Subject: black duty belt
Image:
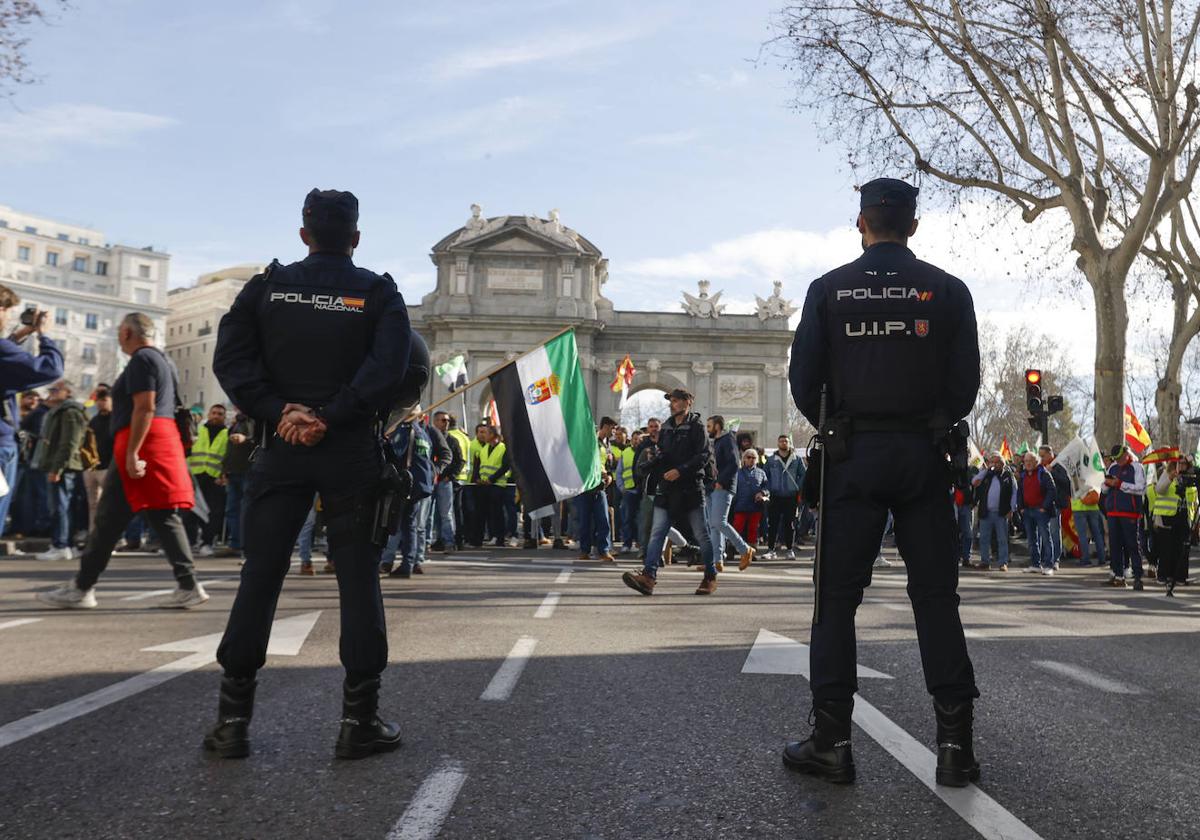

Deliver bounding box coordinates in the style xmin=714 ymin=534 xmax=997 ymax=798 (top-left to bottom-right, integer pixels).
xmin=849 ymin=417 xmax=934 ymax=434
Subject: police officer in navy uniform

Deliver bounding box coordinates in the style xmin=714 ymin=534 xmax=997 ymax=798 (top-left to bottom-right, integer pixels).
xmin=785 ymin=178 xmax=981 ymax=786
xmin=204 ymin=189 xmax=412 ymax=760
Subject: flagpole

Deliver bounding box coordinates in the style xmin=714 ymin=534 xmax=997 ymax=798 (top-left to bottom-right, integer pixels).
xmin=423 ymin=324 xmax=579 ymax=416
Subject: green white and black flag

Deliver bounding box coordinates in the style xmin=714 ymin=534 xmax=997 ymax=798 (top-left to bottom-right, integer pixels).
xmin=488 ymin=330 xmax=602 ymax=512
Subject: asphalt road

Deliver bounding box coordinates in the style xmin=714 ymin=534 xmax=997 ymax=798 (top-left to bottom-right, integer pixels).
xmin=1 ymin=543 xmax=1198 ymax=840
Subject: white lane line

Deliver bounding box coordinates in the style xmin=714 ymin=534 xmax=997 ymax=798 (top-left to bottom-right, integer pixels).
xmin=0 ymin=617 xmax=42 ymax=631
xmin=554 ymin=569 xmax=573 ymax=584
xmin=851 ymin=697 xmax=1044 ymax=840
xmin=1032 ymin=660 xmax=1143 ymax=694
xmin=534 ymin=593 xmax=561 ymax=619
xmin=0 ymin=651 xmax=213 ymax=749
xmin=386 ymin=759 xmax=468 ymax=840
xmin=120 ymin=576 xmax=236 ymax=601
xmin=480 ymin=636 xmax=537 ymax=702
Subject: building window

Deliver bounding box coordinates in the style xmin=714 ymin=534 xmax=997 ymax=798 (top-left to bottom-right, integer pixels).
xmin=23 ymin=225 xmax=36 ymax=234
xmin=138 ymin=264 xmax=151 ymax=279
xmin=0 ymin=220 xmax=7 ymax=227
xmin=72 ymin=256 xmax=88 ymax=272
xmin=46 ymin=251 xmax=58 ymax=267
xmin=81 ymin=344 xmax=96 ymax=362
xmin=17 ymin=245 xmax=30 ymax=262
xmin=55 ymin=308 xmax=68 ymax=326
xmin=184 ymin=369 xmax=189 ymax=383
xmin=186 ymin=346 xmax=190 ymax=357
xmin=135 ymin=288 xmax=151 ymax=305
xmin=56 ymin=233 xmax=69 ymax=241
xmin=96 ymin=260 xmax=108 ymax=276
xmin=85 ymin=313 xmax=98 ymax=330
xmin=77 ymin=237 xmax=89 ymax=245
xmin=200 ymin=365 xmax=205 ymax=380
xmin=81 ymin=373 xmax=94 ymax=389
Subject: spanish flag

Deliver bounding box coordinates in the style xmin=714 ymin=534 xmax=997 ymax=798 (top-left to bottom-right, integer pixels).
xmin=1123 ymin=405 xmax=1152 ymax=454
xmin=999 ymin=436 xmax=1013 ymax=462
xmin=609 ymin=354 xmax=636 ymax=408
xmin=1141 ymin=446 xmax=1181 ymax=465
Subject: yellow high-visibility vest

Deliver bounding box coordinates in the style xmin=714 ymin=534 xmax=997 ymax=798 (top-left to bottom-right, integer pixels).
xmin=615 ymin=444 xmax=635 ymax=490
xmin=448 ymin=428 xmax=472 ymax=483
xmin=1152 ymin=480 xmax=1182 ymax=518
xmin=478 ymin=442 xmax=508 ymax=488
xmin=188 ymin=425 xmax=228 ymax=478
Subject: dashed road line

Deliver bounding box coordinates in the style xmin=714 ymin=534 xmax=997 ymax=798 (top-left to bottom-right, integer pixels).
xmin=534 ymin=593 xmax=561 ymax=619
xmin=385 ymin=759 xmax=467 ymax=840
xmin=480 ymin=636 xmax=537 ymax=702
xmin=1032 ymin=660 xmax=1143 ymax=694
xmin=0 ymin=617 xmax=42 ymax=631
xmin=554 ymin=569 xmax=573 ymax=584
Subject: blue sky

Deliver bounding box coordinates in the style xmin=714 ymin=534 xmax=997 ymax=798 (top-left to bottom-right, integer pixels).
xmin=2 ymin=0 xmax=1104 ymax=371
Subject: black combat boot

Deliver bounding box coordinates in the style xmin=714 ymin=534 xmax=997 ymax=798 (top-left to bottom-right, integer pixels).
xmin=334 ymin=676 xmax=403 ymax=760
xmin=934 ymin=698 xmax=981 ymax=787
xmin=782 ymin=699 xmax=855 ymax=784
xmin=202 ymin=675 xmax=256 ymax=759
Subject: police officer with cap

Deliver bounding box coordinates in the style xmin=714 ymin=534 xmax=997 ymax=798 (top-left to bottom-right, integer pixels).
xmin=784 ymin=178 xmax=981 ymax=786
xmin=204 ymin=188 xmax=412 ymax=760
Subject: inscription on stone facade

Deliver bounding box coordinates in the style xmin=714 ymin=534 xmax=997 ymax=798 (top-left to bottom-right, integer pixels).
xmin=487 ymin=267 xmax=544 ymax=292
xmin=717 ymin=374 xmax=759 ymax=408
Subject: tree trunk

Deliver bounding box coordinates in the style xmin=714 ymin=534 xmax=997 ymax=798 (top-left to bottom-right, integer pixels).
xmin=1091 ymin=276 xmax=1128 ymax=451
xmin=1155 ymin=306 xmax=1200 ymax=447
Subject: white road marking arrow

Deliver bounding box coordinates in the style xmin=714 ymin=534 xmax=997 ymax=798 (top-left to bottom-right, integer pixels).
xmin=741 ymin=629 xmax=893 ymax=679
xmin=0 ymin=610 xmax=322 ymax=750
xmin=742 ymin=627 xmax=1044 ymax=840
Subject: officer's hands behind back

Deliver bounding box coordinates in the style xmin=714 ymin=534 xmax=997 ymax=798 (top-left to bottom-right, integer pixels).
xmin=277 ymin=403 xmax=327 ymax=447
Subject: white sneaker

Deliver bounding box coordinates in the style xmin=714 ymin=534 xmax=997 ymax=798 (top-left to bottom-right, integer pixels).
xmin=783 ymin=549 xmax=797 ymax=561
xmin=37 ymin=581 xmax=97 ymax=609
xmin=761 ymin=550 xmax=776 ymax=560
xmin=34 ymin=546 xmax=74 ymax=561
xmin=197 ymin=545 xmax=215 ymax=558
xmin=1041 ymin=567 xmax=1055 ymax=576
xmin=1124 ymin=567 xmax=1134 ymax=580
xmin=1025 ymin=565 xmax=1041 ymax=573
xmin=159 ymin=582 xmax=209 ymax=609
xmin=874 ymin=555 xmax=893 ymax=568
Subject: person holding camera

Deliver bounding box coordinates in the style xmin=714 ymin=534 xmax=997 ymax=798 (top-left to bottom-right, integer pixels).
xmin=0 ymin=287 xmax=64 ymax=538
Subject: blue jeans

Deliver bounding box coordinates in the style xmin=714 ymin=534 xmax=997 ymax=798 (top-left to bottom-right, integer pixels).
xmin=1073 ymin=509 xmax=1106 ymax=565
xmin=644 ymin=503 xmax=713 ymax=577
xmin=1021 ymin=508 xmax=1053 ymax=568
xmin=619 ymin=490 xmax=641 ymax=549
xmin=1047 ymin=511 xmax=1062 ymax=563
xmin=955 ymin=503 xmax=973 ymax=563
xmin=0 ymin=443 xmax=18 ymax=535
xmin=298 ymin=499 xmax=318 ymax=564
xmin=405 ymin=496 xmax=432 ymax=568
xmin=977 ymin=511 xmax=1010 ymax=568
xmin=224 ymin=474 xmax=246 ymax=550
xmin=1108 ymin=516 xmax=1143 ymax=579
xmin=49 ymin=470 xmax=80 ymax=548
xmin=708 ymin=488 xmax=749 ymax=557
xmin=432 ymin=480 xmax=455 ymax=545
xmin=574 ymin=490 xmax=612 ymax=555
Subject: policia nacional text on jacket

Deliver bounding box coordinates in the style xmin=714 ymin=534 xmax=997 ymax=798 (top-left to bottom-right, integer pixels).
xmin=204 ymin=189 xmax=412 ymax=760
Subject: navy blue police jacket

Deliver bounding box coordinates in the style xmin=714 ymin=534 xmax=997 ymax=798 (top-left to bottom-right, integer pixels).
xmin=789 ymin=242 xmax=979 ymax=430
xmin=213 ymin=252 xmax=411 ymax=431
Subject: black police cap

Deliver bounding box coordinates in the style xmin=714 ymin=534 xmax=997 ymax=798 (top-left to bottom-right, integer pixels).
xmin=303 ymin=188 xmax=359 ymax=231
xmin=859 ymin=178 xmax=919 ymax=211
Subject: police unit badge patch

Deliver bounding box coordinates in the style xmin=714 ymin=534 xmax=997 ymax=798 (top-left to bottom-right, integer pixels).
xmin=915 ymin=319 xmax=930 ymax=337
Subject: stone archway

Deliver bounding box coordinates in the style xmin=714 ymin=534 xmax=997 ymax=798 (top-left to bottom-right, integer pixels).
xmin=410 ymin=207 xmax=797 ymax=445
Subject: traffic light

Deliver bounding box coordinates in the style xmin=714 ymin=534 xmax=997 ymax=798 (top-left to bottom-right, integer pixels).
xmin=1025 ymin=369 xmax=1043 ymax=414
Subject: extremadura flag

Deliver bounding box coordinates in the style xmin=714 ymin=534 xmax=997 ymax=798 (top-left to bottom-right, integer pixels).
xmin=488 ymin=330 xmax=602 ymax=512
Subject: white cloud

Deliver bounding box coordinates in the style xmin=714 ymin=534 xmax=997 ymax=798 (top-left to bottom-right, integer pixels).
xmin=378 ymin=96 xmax=565 ymax=158
xmin=629 ymin=129 xmax=700 ymax=147
xmin=0 ymin=104 xmax=175 ymax=160
xmin=695 ymin=69 xmax=750 ymax=91
xmin=430 ymin=21 xmax=659 ymax=80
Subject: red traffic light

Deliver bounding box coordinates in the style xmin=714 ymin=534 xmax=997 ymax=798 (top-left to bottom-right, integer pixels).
xmin=1025 ymin=369 xmax=1041 ymax=385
